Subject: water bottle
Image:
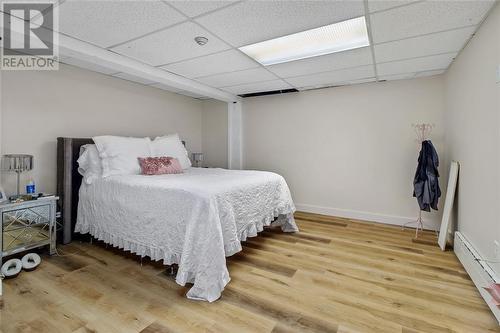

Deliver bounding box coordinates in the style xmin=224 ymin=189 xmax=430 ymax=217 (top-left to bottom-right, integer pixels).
xmin=26 ymin=179 xmax=35 ymax=195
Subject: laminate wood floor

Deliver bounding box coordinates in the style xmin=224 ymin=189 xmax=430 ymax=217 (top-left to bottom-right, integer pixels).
xmin=1 ymin=212 xmax=498 ymax=333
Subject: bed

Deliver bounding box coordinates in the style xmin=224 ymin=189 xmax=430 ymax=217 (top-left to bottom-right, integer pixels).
xmin=56 ymin=137 xmax=298 ymax=302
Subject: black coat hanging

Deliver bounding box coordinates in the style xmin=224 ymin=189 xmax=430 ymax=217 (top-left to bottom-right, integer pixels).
xmin=413 ymin=140 xmax=441 ymax=212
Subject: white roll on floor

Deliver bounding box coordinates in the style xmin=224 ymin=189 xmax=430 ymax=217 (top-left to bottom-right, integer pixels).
xmin=21 ymin=253 xmax=41 ymax=271
xmin=1 ymin=258 xmax=22 ymax=278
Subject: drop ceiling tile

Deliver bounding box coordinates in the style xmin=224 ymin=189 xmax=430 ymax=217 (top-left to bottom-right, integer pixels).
xmin=112 ymin=73 xmax=155 ymax=85
xmin=377 ymin=53 xmax=456 ymax=76
xmin=286 ymin=65 xmax=375 ymax=88
xmin=112 ymin=22 xmax=231 ymax=66
xmin=60 ymin=57 xmax=117 ymax=75
xmin=370 ymin=0 xmax=495 ymax=43
xmin=222 ymin=79 xmax=292 ymax=95
xmin=167 ymin=1 xmax=238 ymax=18
xmin=368 ymin=0 xmax=419 ymax=13
xmin=161 ymin=49 xmax=259 ymax=79
xmin=267 ymin=47 xmax=373 ymax=78
xmin=59 ymin=1 xmax=185 ymax=48
xmin=196 ymin=0 xmax=364 ymax=47
xmin=197 ymin=68 xmax=277 ymax=87
xmin=374 ymin=26 xmax=476 ymax=63
xmin=380 ymin=71 xmax=447 ymax=83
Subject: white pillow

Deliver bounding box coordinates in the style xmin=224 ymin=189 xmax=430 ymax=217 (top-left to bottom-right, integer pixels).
xmin=77 ymin=144 xmax=103 ymax=184
xmin=151 ymin=134 xmax=191 ymax=169
xmin=93 ymin=136 xmax=151 ymax=177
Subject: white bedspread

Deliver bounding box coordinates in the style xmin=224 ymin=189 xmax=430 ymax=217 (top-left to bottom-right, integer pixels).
xmin=75 ymin=167 xmax=297 ymax=301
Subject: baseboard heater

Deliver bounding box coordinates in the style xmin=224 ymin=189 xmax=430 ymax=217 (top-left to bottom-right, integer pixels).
xmin=454 ymin=232 xmax=500 ymax=323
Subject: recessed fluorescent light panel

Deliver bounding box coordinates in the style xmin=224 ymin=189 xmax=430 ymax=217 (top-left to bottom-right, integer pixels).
xmin=239 ymin=16 xmax=370 ymax=66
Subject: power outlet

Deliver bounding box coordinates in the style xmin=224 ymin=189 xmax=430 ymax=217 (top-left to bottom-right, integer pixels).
xmin=495 ymin=240 xmax=500 ymax=259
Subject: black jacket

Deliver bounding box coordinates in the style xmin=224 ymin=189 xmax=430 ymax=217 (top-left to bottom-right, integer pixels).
xmin=413 ymin=140 xmax=441 ymax=212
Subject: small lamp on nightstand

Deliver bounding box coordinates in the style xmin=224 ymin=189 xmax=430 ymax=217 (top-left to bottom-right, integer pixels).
xmin=1 ymin=154 xmax=33 ymax=199
xmin=191 ymin=153 xmax=204 ymax=167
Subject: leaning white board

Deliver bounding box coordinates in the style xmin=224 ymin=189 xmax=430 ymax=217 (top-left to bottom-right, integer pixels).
xmin=438 ymin=161 xmax=460 ymax=251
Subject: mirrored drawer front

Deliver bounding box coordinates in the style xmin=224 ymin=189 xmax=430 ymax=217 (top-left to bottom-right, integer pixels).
xmin=2 ymin=204 xmax=51 ymax=252
xmin=3 ymin=224 xmax=50 ymax=253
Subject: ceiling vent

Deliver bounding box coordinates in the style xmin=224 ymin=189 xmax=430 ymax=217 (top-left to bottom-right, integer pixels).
xmin=239 ymin=88 xmax=298 ymax=98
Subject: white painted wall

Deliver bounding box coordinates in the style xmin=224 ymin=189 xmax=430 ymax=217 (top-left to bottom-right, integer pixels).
xmin=1 ymin=63 xmax=203 ymax=195
xmin=201 ymin=99 xmax=228 ymax=168
xmin=243 ymin=76 xmax=446 ymax=228
xmin=444 ymin=3 xmax=500 ymax=273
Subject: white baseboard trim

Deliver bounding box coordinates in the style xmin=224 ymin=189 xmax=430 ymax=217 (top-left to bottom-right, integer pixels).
xmin=295 ymin=203 xmax=439 ymax=230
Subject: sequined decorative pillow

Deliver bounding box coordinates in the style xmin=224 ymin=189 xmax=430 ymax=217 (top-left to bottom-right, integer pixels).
xmin=138 ymin=157 xmax=183 ymax=175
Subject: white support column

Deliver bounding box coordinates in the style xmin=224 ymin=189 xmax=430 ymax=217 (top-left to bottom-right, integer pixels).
xmin=227 ymin=100 xmax=243 ymax=170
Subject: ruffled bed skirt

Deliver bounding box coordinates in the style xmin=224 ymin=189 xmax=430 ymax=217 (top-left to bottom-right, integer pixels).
xmin=224 ymin=205 xmax=297 ymax=256
xmin=76 ymin=205 xmax=297 ymax=302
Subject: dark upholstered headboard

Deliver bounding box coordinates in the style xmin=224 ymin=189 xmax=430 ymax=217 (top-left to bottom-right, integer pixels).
xmin=56 ymin=137 xmax=187 ymax=244
xmin=57 ymin=137 xmax=94 ymax=244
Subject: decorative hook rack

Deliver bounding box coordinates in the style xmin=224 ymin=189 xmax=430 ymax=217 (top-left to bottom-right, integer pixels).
xmin=412 ymin=123 xmax=435 ymax=143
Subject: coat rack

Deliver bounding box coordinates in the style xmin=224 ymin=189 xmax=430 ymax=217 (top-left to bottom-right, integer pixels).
xmin=403 ymin=123 xmax=437 ymax=238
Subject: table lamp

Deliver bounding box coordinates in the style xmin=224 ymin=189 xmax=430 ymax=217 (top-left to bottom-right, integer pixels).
xmin=1 ymin=154 xmax=34 ymax=198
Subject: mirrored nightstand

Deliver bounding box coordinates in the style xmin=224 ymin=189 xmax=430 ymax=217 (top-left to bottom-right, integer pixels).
xmin=0 ymin=197 xmax=58 ymax=268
